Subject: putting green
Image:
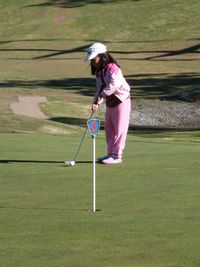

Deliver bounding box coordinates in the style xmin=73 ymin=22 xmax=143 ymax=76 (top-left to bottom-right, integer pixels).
xmin=0 ymin=133 xmax=200 ymax=266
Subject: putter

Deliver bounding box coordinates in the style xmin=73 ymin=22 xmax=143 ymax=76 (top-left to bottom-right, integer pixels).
xmin=65 ymin=110 xmax=94 ymax=167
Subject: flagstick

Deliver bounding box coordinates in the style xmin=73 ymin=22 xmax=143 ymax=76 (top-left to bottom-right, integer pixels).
xmin=92 ymin=135 xmax=96 ymax=213
xmin=87 ymin=118 xmax=100 ymax=213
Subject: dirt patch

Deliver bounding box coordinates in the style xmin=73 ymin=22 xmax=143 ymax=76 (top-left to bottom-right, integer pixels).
xmin=10 ymin=96 xmax=48 ymax=119
xmin=53 ymin=11 xmax=69 ymax=23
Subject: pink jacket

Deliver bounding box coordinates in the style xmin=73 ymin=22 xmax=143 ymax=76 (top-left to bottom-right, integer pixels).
xmin=94 ymin=63 xmax=130 ymax=104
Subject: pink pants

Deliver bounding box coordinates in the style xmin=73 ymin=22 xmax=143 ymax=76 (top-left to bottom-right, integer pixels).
xmin=105 ymin=97 xmax=131 ymax=159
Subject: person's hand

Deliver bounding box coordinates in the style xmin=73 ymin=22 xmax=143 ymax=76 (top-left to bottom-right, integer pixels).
xmin=92 ymin=104 xmax=98 ymax=112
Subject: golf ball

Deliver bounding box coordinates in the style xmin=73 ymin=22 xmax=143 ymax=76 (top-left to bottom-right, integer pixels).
xmin=64 ymin=161 xmax=75 ymax=166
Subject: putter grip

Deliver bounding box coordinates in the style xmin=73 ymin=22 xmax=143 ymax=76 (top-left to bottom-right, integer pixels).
xmin=94 ymin=82 xmax=104 ymax=105
xmin=93 ymin=71 xmax=105 ymax=105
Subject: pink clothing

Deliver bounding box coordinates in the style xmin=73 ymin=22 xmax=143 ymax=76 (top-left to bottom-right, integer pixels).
xmin=94 ymin=63 xmax=130 ymax=104
xmin=94 ymin=63 xmax=131 ymax=159
xmin=105 ymin=97 xmax=131 ymax=158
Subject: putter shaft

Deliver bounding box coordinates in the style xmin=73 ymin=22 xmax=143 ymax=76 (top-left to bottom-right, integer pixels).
xmin=73 ymin=111 xmax=94 ymax=162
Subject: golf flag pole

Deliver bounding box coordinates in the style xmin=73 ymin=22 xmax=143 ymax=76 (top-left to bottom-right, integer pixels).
xmin=92 ymin=135 xmax=96 ymax=212
xmin=87 ymin=118 xmax=100 ymax=213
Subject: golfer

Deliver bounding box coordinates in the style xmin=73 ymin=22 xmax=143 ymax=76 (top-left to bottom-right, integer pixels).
xmin=85 ymin=43 xmax=131 ymax=164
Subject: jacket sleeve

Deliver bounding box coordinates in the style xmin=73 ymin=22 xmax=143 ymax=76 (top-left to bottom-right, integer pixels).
xmin=93 ymin=74 xmax=104 ymax=104
xmin=102 ymin=65 xmax=123 ymax=97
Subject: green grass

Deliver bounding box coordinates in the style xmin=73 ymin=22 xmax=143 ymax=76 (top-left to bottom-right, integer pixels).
xmin=0 ymin=133 xmax=200 ymax=267
xmin=0 ymin=0 xmax=200 ymax=266
xmin=0 ymin=0 xmax=200 ymax=108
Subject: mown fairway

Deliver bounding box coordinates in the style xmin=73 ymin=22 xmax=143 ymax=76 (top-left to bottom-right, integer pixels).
xmin=0 ymin=0 xmax=200 ymax=266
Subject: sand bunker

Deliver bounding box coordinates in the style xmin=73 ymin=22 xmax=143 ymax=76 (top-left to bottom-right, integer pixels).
xmin=10 ymin=96 xmax=48 ymax=119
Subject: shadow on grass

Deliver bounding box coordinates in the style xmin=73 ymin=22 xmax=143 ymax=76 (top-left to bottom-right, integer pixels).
xmin=2 ymin=38 xmax=197 ymax=46
xmin=28 ymin=42 xmax=200 ymax=60
xmin=0 ymin=206 xmax=102 ymax=212
xmin=0 ymin=205 xmax=102 ymax=212
xmin=49 ymin=117 xmax=105 ymax=130
xmin=0 ymin=159 xmax=92 ymax=164
xmin=32 ymin=44 xmax=91 ymax=59
xmin=1 ymin=40 xmax=199 ymax=61
xmin=50 ymin=117 xmax=87 ymax=126
xmin=0 ymin=78 xmax=97 ymax=97
xmin=146 ymin=43 xmax=200 ymax=60
xmin=126 ymin=72 xmax=200 ymax=101
xmin=0 ymin=73 xmax=199 ymax=101
xmin=128 ymin=126 xmax=200 ymax=134
xmin=25 ymin=0 xmax=133 ymax=8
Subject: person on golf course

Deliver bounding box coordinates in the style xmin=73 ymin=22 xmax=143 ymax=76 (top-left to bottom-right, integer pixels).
xmin=85 ymin=43 xmax=131 ymax=164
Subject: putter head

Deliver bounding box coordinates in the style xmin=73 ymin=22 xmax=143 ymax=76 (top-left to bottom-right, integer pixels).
xmin=65 ymin=160 xmax=75 ymax=167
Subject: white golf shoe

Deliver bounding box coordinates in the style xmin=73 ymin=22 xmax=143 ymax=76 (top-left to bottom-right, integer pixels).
xmin=102 ymin=156 xmax=122 ymax=165
xmin=97 ymin=155 xmax=110 ymax=163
